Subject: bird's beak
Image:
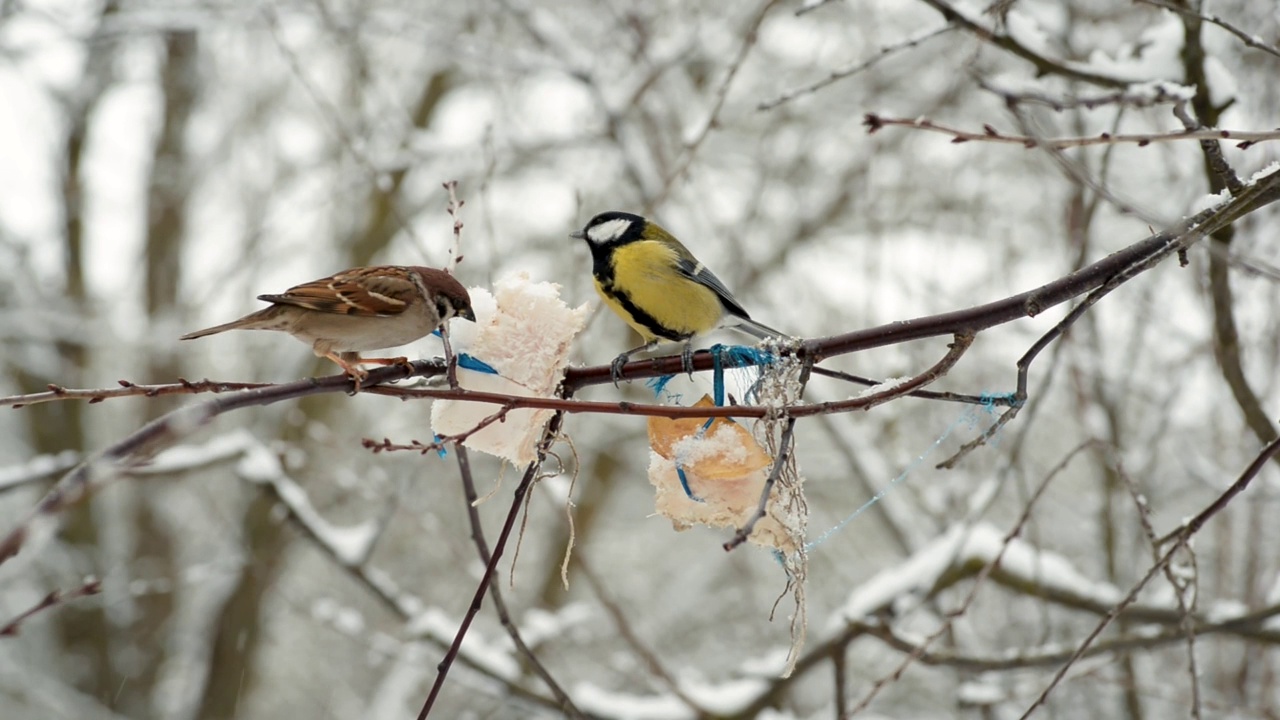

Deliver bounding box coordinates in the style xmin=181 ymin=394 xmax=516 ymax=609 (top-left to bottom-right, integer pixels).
xmin=569 ymin=230 xmax=585 ymax=240
xmin=459 ymin=307 xmax=477 ymax=322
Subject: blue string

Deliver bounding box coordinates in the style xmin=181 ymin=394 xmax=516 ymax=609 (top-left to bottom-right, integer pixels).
xmin=429 ymin=336 xmax=496 ymax=460
xmin=647 ymin=374 xmax=675 ymax=398
xmin=723 ymin=344 xmax=775 ymax=368
xmin=427 ymin=328 xmax=500 ymax=375
xmin=646 ymin=372 xmax=699 ymax=500
xmin=676 ymin=466 xmax=698 ymax=501
xmin=802 ymin=393 xmax=1009 ymax=553
xmin=457 ymin=353 xmax=498 ymax=375
xmin=721 ymin=344 xmax=776 ymax=405
xmin=712 ymin=345 xmax=725 ymax=407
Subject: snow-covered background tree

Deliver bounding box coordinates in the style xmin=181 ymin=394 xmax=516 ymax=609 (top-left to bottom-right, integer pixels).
xmin=2 ymin=1 xmax=1279 ymax=718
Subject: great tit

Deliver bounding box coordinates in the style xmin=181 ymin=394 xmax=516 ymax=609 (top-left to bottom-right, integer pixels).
xmin=571 ymin=211 xmax=786 ymax=381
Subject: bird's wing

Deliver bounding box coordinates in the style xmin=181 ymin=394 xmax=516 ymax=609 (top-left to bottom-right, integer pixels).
xmin=258 ymin=266 xmax=416 ymax=317
xmin=672 ymin=253 xmax=752 ymax=320
xmin=644 ymin=222 xmax=753 ymax=320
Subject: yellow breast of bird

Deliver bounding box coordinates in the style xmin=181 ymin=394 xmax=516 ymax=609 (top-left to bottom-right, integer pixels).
xmin=595 ymin=240 xmax=723 ymax=343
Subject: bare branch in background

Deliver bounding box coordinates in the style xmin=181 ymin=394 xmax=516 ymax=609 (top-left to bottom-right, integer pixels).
xmin=864 ymin=113 xmax=1280 ymax=150
xmin=0 ymin=579 xmax=102 ymax=637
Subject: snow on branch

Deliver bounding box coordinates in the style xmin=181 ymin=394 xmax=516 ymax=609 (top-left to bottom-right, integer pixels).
xmin=1137 ymin=0 xmax=1280 ymax=60
xmin=836 ymin=523 xmax=1120 ymax=624
xmin=0 ymin=452 xmax=80 ymax=493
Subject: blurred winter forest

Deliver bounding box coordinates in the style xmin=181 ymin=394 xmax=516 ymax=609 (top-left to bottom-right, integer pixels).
xmin=3 ymin=0 xmax=1280 ymax=718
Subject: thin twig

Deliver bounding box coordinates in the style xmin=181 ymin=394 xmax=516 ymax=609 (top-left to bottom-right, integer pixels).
xmin=244 ymin=449 xmax=572 ymax=713
xmin=759 ymin=24 xmax=954 ymax=110
xmin=723 ymin=356 xmax=815 ymax=552
xmin=1017 ymin=435 xmax=1280 ymax=719
xmin=915 ymin=0 xmax=1131 ymax=87
xmin=451 ymin=443 xmax=584 ymax=718
xmin=864 ymin=113 xmax=1280 ymax=150
xmin=1114 ymin=450 xmax=1203 ymax=718
xmin=723 ymin=415 xmax=799 ymax=553
xmin=0 ymin=578 xmax=102 ymax=636
xmin=935 ymin=215 xmax=1200 ymax=469
xmin=362 ymin=404 xmax=514 ymax=456
xmin=652 ymin=0 xmax=781 ymax=205
xmin=0 ymin=378 xmax=270 ymax=409
xmin=577 ymin=556 xmax=706 ymax=713
xmin=417 ymin=403 xmax=570 ymax=719
xmin=443 ymin=180 xmax=465 ymax=271
xmin=977 ymin=77 xmax=1194 ymax=112
xmin=811 ymin=366 xmax=1015 ymax=405
xmin=848 ymin=440 xmax=1097 ymax=716
xmin=1137 ymin=0 xmax=1280 ymax=59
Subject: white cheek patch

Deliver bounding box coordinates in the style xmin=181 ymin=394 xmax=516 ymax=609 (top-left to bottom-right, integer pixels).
xmin=587 ymin=218 xmax=631 ymax=244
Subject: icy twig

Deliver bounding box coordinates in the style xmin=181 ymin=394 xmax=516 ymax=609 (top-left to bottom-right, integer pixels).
xmin=1017 ymin=435 xmax=1280 ymax=719
xmin=362 ymin=405 xmax=514 ymax=456
xmin=1137 ymin=0 xmax=1280 ymax=59
xmin=760 ymin=24 xmax=953 ymax=110
xmin=864 ymin=113 xmax=1280 ymax=150
xmin=723 ymin=355 xmax=813 ymax=553
xmin=1116 ymin=452 xmax=1203 ymax=720
xmin=849 ymin=441 xmax=1094 ymax=716
xmin=443 ymin=180 xmax=465 ymax=271
xmin=914 ymin=0 xmax=1130 ymax=87
xmin=577 ymin=556 xmax=707 ymax=712
xmin=448 ymin=442 xmax=584 ymax=718
xmin=811 ymin=366 xmax=1017 ymax=406
xmin=933 ymin=173 xmax=1280 ymax=469
xmin=0 ymin=377 xmax=269 ymax=409
xmin=654 ymin=0 xmax=782 ymax=205
xmin=0 ymin=578 xmax=102 ymax=636
xmin=977 ymin=78 xmax=1194 ymax=112
xmin=417 ymin=400 xmax=571 ymax=719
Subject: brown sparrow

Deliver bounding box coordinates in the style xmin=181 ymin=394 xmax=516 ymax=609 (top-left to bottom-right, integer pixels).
xmin=181 ymin=266 xmax=475 ymax=388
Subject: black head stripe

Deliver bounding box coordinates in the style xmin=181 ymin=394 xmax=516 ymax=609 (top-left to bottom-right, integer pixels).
xmin=586 ymin=210 xmax=645 ymax=231
xmin=583 ymin=211 xmax=646 ymax=247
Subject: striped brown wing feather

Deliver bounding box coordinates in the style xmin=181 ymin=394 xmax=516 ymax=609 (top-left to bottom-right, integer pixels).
xmin=258 ymin=266 xmax=418 ymax=317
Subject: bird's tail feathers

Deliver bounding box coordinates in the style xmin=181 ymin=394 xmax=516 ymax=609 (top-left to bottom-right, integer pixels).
xmin=180 ymin=321 xmax=243 ymax=341
xmin=179 ymin=307 xmax=283 ymax=340
xmin=733 ymin=316 xmax=789 ymax=341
